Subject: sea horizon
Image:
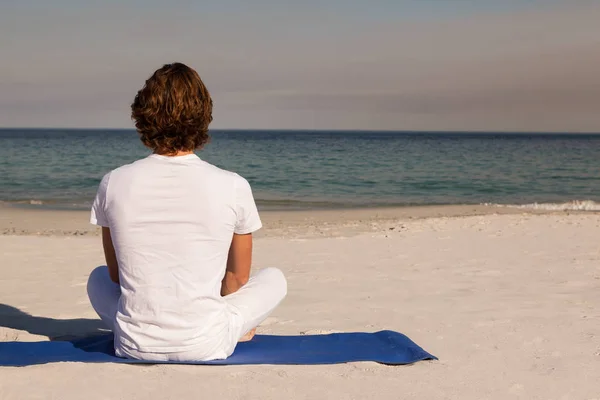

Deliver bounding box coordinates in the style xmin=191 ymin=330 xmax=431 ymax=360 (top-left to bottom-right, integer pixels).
xmin=2 ymin=127 xmax=600 ymax=135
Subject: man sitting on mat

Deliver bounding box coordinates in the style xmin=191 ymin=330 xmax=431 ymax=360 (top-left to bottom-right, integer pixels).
xmin=86 ymin=62 xmax=287 ymax=362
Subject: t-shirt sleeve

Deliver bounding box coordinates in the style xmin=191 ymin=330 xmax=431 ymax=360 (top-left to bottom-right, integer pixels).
xmin=90 ymin=172 xmax=111 ymax=227
xmin=234 ymin=175 xmax=262 ymax=234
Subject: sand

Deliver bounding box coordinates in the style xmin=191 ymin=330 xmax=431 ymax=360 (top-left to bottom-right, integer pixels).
xmin=1 ymin=207 xmax=599 ymax=399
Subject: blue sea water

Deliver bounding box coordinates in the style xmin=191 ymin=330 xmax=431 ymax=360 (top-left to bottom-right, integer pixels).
xmin=1 ymin=129 xmax=599 ymax=211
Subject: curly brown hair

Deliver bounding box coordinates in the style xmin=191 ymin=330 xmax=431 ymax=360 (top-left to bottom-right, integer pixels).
xmin=131 ymin=63 xmax=213 ymax=155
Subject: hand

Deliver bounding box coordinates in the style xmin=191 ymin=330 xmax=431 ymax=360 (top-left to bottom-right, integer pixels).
xmin=239 ymin=328 xmax=256 ymax=342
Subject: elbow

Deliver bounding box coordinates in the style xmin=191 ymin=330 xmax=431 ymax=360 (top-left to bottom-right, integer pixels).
xmin=234 ymin=273 xmax=249 ymax=287
xmin=225 ymin=271 xmax=249 ymax=287
xmin=221 ymin=271 xmax=249 ymax=296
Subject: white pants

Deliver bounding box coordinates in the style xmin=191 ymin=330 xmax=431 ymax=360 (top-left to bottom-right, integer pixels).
xmin=87 ymin=266 xmax=287 ymax=361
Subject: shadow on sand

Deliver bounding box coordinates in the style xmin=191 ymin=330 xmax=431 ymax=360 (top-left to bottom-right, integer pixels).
xmin=0 ymin=303 xmax=107 ymax=341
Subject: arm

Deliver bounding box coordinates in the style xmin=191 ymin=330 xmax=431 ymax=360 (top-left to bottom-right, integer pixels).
xmin=221 ymin=233 xmax=253 ymax=296
xmin=102 ymin=227 xmax=120 ymax=284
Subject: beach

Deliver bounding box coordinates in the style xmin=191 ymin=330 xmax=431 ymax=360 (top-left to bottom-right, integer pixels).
xmin=3 ymin=0 xmax=600 ymax=396
xmin=1 ymin=206 xmax=599 ymax=399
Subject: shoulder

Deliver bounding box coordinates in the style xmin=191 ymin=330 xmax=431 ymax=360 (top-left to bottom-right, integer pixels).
xmin=97 ymin=170 xmax=113 ymax=189
xmin=104 ymin=157 xmax=154 ymax=180
xmin=197 ymin=161 xmax=255 ymax=201
xmin=197 ymin=160 xmax=249 ymax=185
xmin=94 ymin=158 xmax=148 ymax=194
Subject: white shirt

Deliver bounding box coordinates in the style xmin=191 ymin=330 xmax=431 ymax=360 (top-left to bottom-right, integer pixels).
xmin=90 ymin=153 xmax=262 ymax=358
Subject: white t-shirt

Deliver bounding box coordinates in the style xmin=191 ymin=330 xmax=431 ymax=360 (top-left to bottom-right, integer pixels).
xmin=90 ymin=153 xmax=262 ymax=358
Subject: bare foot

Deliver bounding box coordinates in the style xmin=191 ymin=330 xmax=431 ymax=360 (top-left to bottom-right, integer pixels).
xmin=239 ymin=328 xmax=256 ymax=342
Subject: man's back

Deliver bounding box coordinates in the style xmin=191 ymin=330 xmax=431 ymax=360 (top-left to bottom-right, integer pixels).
xmin=91 ymin=153 xmax=262 ymax=357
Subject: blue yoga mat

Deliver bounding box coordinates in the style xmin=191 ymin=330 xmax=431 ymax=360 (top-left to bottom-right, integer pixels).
xmin=0 ymin=330 xmax=436 ymax=366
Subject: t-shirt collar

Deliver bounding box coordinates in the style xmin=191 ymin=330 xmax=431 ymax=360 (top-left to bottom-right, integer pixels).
xmin=148 ymin=153 xmax=200 ymax=162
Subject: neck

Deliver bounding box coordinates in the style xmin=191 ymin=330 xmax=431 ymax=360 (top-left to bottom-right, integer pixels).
xmin=155 ymin=150 xmax=194 ymax=157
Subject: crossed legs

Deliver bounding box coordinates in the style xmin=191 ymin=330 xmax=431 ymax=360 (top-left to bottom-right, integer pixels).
xmin=87 ymin=266 xmax=287 ymax=343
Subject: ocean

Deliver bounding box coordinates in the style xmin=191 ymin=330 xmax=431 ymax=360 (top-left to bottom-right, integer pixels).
xmin=1 ymin=129 xmax=599 ymax=211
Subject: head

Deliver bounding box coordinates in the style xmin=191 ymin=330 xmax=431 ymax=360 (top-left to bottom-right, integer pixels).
xmin=131 ymin=63 xmax=213 ymax=155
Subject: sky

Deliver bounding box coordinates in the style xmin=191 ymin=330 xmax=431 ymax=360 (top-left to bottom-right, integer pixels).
xmin=1 ymin=0 xmax=599 ymax=132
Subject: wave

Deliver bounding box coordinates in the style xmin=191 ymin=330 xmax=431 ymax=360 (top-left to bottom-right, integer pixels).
xmin=488 ymin=200 xmax=600 ymax=211
xmin=7 ymin=199 xmax=47 ymax=205
xmin=0 ymin=199 xmax=93 ymax=211
xmin=255 ymin=198 xmax=353 ymax=210
xmin=3 ymin=198 xmax=600 ymax=212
